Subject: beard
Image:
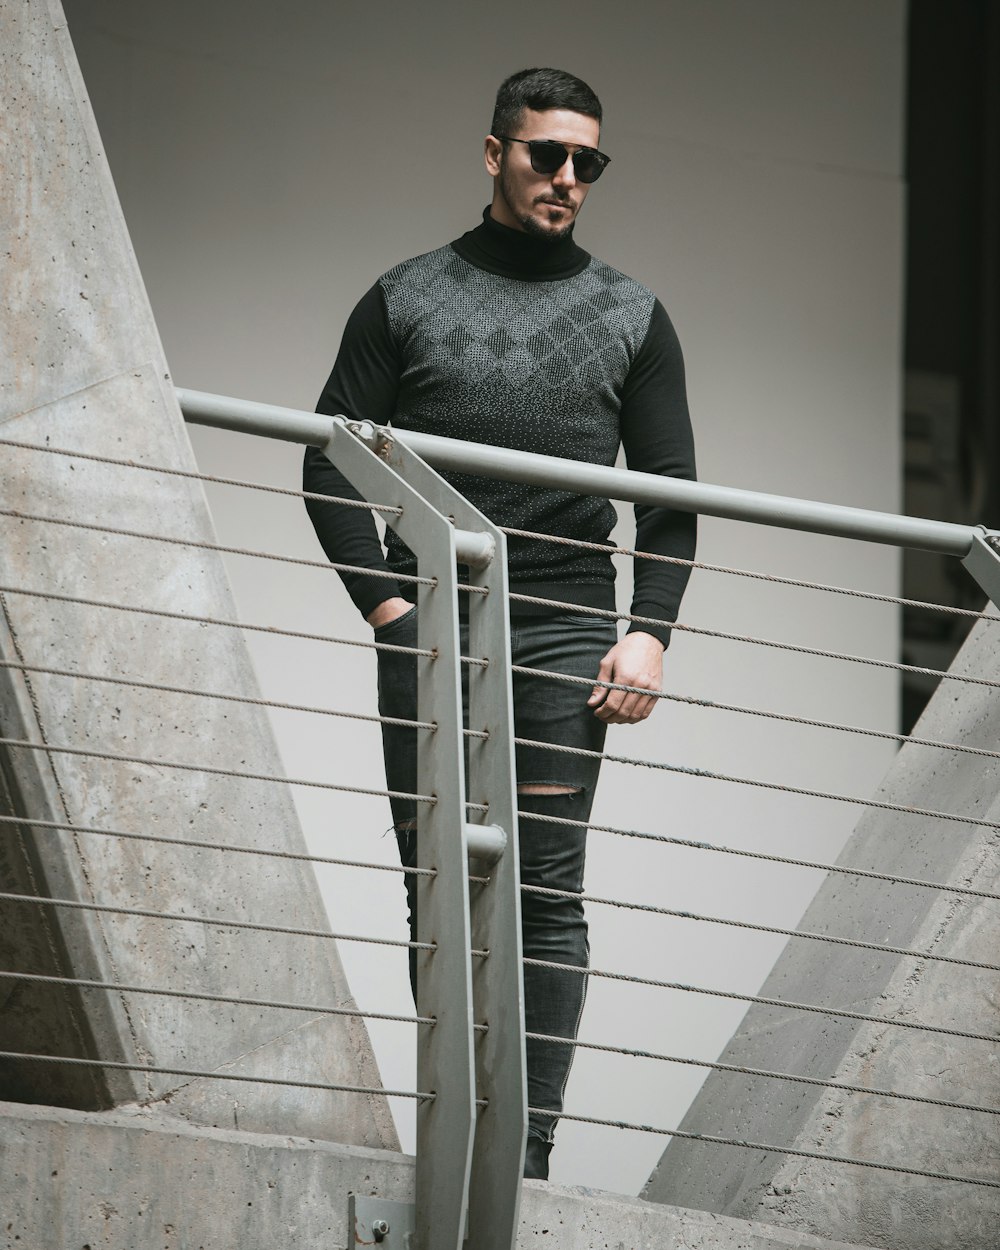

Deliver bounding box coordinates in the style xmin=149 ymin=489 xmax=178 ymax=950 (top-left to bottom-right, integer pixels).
xmin=498 ymin=162 xmax=575 ymax=241
xmin=520 ymin=209 xmax=574 ymax=240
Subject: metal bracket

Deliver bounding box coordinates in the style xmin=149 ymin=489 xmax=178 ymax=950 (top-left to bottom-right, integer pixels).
xmin=453 ymin=528 xmax=496 ymax=569
xmin=369 ymin=429 xmax=527 ymax=1249
xmin=348 ymin=1196 xmax=415 ymax=1248
xmin=961 ymin=529 xmax=1000 ymax=609
xmin=324 ymin=424 xmax=526 ymax=1250
xmin=344 ymin=418 xmax=395 ymax=459
xmin=464 ymin=821 xmax=507 ymax=864
xmin=326 ymin=425 xmax=475 ymax=1250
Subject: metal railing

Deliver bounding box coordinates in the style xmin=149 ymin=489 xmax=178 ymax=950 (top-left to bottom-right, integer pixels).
xmin=3 ymin=391 xmax=1000 ymax=1247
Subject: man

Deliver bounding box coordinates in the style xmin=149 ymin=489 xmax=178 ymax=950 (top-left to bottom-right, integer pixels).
xmin=304 ymin=67 xmax=696 ymax=1180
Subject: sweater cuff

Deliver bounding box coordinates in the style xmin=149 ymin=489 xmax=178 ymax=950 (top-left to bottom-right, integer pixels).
xmin=626 ymin=603 xmax=675 ymax=650
xmin=349 ymin=575 xmax=407 ymax=622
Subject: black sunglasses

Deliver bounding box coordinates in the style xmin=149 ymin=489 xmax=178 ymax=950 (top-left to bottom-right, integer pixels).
xmin=496 ymin=136 xmax=611 ymax=184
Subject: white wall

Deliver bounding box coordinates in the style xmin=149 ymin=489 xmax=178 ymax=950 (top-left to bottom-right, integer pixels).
xmin=63 ymin=0 xmax=906 ymax=1195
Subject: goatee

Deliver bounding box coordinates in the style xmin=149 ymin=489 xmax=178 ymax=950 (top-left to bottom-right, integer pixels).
xmin=520 ymin=213 xmax=574 ymax=241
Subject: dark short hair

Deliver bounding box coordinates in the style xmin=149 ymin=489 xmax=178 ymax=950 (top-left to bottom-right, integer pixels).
xmin=490 ymin=67 xmax=603 ymax=138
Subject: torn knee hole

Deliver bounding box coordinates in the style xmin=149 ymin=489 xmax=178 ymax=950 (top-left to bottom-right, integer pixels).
xmin=517 ymin=784 xmax=581 ymax=795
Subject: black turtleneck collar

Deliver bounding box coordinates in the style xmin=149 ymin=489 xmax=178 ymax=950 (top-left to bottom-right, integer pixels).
xmin=450 ymin=206 xmax=591 ymax=282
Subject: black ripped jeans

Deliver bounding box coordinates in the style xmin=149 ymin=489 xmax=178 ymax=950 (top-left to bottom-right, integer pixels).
xmin=374 ymin=607 xmax=616 ymax=1143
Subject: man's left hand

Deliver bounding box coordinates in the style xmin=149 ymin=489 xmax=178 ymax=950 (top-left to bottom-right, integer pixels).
xmin=587 ymin=631 xmax=665 ymax=724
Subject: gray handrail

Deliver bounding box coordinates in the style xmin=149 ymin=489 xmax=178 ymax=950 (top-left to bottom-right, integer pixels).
xmin=176 ymin=387 xmax=979 ymax=557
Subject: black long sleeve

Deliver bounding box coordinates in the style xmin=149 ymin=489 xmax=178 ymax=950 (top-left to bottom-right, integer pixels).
xmin=303 ymin=282 xmax=407 ymax=619
xmin=620 ymin=299 xmax=697 ymax=644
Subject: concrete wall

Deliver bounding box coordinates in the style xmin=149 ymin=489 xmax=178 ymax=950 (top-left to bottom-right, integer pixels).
xmin=58 ymin=0 xmax=907 ymax=1192
xmin=0 ymin=1099 xmax=879 ymax=1250
xmin=643 ymin=613 xmax=1000 ymax=1247
xmin=0 ymin=0 xmax=395 ymax=1150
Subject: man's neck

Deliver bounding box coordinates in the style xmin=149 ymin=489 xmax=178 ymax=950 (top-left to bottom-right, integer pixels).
xmin=449 ymin=208 xmax=591 ymax=281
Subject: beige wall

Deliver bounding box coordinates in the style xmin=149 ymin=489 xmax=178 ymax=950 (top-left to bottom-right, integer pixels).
xmin=63 ymin=0 xmax=906 ymax=1194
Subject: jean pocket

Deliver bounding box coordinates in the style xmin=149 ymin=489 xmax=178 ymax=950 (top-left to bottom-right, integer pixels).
xmin=557 ymin=610 xmax=618 ymax=629
xmin=373 ymin=605 xmax=418 ymax=638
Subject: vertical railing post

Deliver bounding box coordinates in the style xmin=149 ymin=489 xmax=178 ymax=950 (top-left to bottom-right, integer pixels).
xmin=372 ymin=431 xmax=528 ymax=1246
xmin=465 ymin=532 xmax=528 ymax=1243
xmin=323 ymin=420 xmax=526 ymax=1250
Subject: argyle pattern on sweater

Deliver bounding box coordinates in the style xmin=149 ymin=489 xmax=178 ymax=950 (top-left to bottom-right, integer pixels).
xmin=379 ymin=245 xmax=656 ymax=586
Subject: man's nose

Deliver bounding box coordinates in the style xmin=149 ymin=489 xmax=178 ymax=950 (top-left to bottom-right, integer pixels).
xmin=552 ymin=154 xmax=577 ymax=190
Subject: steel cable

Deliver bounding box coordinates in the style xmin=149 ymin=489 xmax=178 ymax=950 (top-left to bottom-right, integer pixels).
xmin=0 ymin=890 xmax=488 ymax=958
xmin=0 ymin=657 xmax=436 ymax=734
xmin=0 ymin=968 xmax=431 ymax=1027
xmin=0 ymin=582 xmax=435 ymax=657
xmin=640 ymin=686 xmax=1000 ymax=761
xmin=0 ymin=506 xmax=432 ymax=587
xmin=516 ymin=809 xmax=1000 ymax=904
xmin=520 ymin=884 xmax=1000 ymax=973
xmin=522 ymin=957 xmax=998 ymax=1045
xmin=511 ymin=661 xmax=1000 ymax=762
xmin=525 ymin=1031 xmax=1000 ymax=1116
xmin=0 ymin=434 xmax=404 ymax=516
xmin=0 ymin=889 xmax=436 ymax=949
xmin=0 ymin=813 xmax=435 ymax=878
xmin=0 ymin=735 xmax=437 ymax=805
xmin=0 ymin=584 xmax=495 ymax=666
xmin=509 ymin=595 xmax=1000 ymax=690
xmin=501 ymin=525 xmax=998 ymax=622
xmin=0 ymin=970 xmax=494 ymax=1033
xmin=514 ymin=661 xmax=1000 ymax=757
xmin=0 ymin=1051 xmax=429 ymax=1100
xmin=513 ymin=729 xmax=1000 ymax=835
xmin=528 ymin=1107 xmax=1000 ymax=1189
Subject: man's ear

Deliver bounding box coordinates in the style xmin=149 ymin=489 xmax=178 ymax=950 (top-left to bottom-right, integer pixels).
xmin=484 ymin=135 xmax=504 ymax=177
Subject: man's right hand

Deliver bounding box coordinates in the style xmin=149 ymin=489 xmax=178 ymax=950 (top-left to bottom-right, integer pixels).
xmin=366 ymin=597 xmax=414 ymax=629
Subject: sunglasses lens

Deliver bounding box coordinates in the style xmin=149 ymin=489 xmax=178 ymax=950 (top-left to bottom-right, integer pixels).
xmin=528 ymin=141 xmax=568 ymax=175
xmin=573 ymin=151 xmax=607 ymax=184
xmin=517 ymin=139 xmax=610 ymax=183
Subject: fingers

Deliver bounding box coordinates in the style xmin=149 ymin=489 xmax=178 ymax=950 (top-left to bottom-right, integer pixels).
xmin=594 ymin=676 xmax=657 ymax=723
xmin=587 ymin=654 xmax=614 ymax=710
xmin=591 ymin=635 xmax=664 ymax=724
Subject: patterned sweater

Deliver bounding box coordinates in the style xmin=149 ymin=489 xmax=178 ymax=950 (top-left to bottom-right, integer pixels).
xmin=304 ymin=211 xmax=696 ymax=646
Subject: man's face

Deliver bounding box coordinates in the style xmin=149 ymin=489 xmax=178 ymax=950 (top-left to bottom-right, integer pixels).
xmin=485 ymin=108 xmax=601 ymax=239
